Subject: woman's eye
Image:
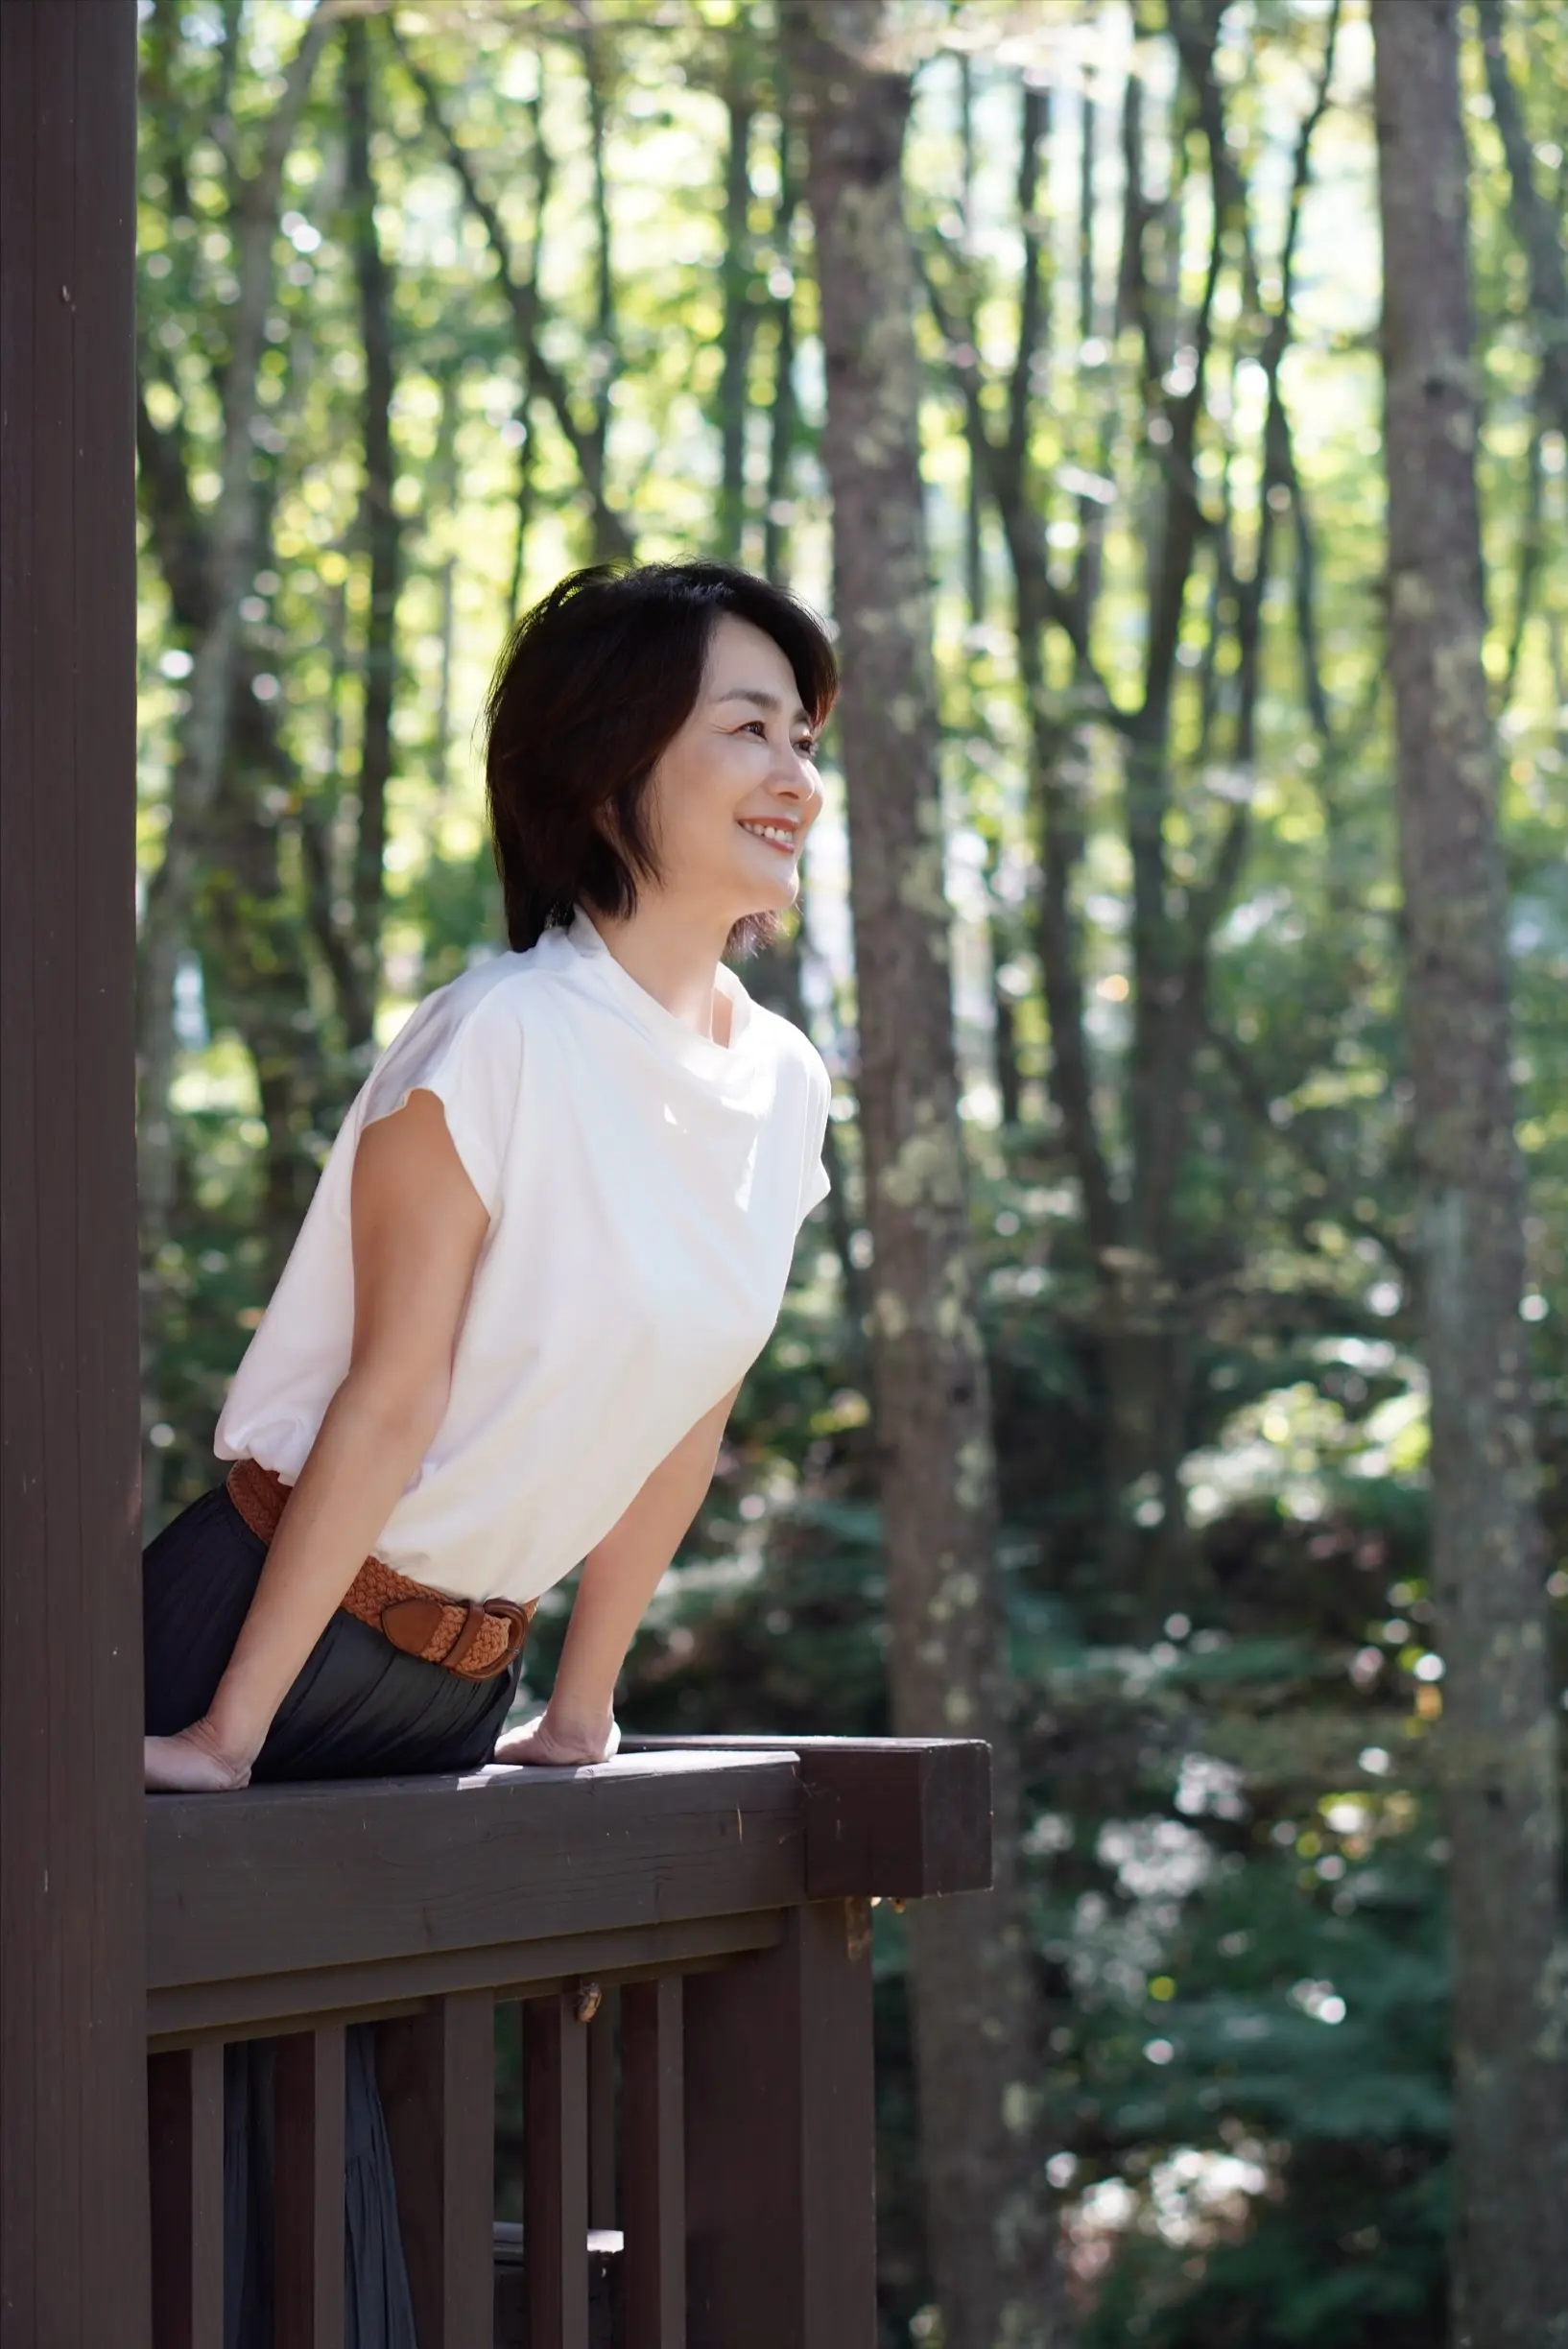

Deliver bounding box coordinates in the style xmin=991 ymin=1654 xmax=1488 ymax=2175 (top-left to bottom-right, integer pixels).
xmin=794 ymin=740 xmax=818 ymax=760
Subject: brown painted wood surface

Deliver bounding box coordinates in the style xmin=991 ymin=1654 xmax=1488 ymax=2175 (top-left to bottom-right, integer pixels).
xmin=684 ymin=1900 xmax=876 ymax=2349
xmin=587 ymin=1990 xmax=619 ymax=2231
xmin=139 ymin=1741 xmax=986 ymax=2336
xmin=148 ymin=1751 xmax=802 ymax=1993
xmin=273 ymin=2025 xmax=346 ymax=2348
xmin=149 ymin=1907 xmax=784 ymax=2045
xmin=621 ymin=1977 xmax=685 ymax=2349
xmin=524 ymin=1994 xmax=592 ymax=2349
xmin=494 ymin=2224 xmax=624 ymax=2349
xmin=379 ymin=1992 xmax=495 ymax=2349
xmin=620 ymin=1736 xmax=993 ymax=1897
xmin=0 ymin=4 xmax=147 ymax=2341
xmin=147 ymin=2046 xmax=225 ymax=2349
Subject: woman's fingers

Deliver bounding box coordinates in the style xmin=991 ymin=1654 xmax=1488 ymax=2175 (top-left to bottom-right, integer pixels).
xmin=491 ymin=1717 xmax=558 ymax=1766
xmin=492 ymin=1711 xmax=616 ymax=1768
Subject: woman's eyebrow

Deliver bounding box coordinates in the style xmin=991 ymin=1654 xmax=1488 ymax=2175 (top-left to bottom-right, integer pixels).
xmin=713 ymin=685 xmax=810 ymax=723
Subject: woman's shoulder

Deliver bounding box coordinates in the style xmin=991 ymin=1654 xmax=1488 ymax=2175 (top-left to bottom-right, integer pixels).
xmin=354 ymin=943 xmax=589 ymax=1205
xmin=743 ymin=997 xmax=832 ymax=1102
xmin=391 ymin=935 xmax=583 ymax=1048
xmin=360 ymin=939 xmax=582 ymax=1111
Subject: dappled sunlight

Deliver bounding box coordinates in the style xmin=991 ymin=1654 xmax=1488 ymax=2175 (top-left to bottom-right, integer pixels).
xmin=1181 ymin=1362 xmax=1431 ymax=1528
xmin=122 ymin=0 xmax=1567 ymax=2338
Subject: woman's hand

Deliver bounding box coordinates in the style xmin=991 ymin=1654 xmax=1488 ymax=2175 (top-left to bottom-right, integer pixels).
xmin=144 ymin=1717 xmax=255 ymax=1792
xmin=493 ymin=1705 xmax=620 ymax=1769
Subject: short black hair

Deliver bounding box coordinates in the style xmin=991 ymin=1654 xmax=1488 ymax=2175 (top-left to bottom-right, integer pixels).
xmin=483 ymin=560 xmax=839 ymax=954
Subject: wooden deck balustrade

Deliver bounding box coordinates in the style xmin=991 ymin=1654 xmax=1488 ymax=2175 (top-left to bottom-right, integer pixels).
xmin=145 ymin=1735 xmax=990 ymax=2349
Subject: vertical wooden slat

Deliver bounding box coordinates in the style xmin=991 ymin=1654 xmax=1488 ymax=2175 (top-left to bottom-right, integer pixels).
xmin=0 ymin=5 xmax=146 ymax=2343
xmin=684 ymin=1900 xmax=876 ymax=2349
xmin=147 ymin=2046 xmax=225 ymax=2349
xmin=586 ymin=1989 xmax=619 ymax=2232
xmin=273 ymin=2025 xmax=346 ymax=2348
xmin=378 ymin=1992 xmax=494 ymax=2349
xmin=621 ymin=1977 xmax=684 ymax=2349
xmin=524 ymin=1993 xmax=590 ymax=2349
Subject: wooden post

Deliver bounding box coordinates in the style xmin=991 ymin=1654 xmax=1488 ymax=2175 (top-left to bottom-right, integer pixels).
xmin=378 ymin=1993 xmax=495 ymax=2349
xmin=273 ymin=2026 xmax=347 ymax=2349
xmin=147 ymin=2047 xmax=226 ymax=2349
xmin=523 ymin=1992 xmax=591 ymax=2349
xmin=0 ymin=4 xmax=147 ymax=2343
xmin=684 ymin=1900 xmax=876 ymax=2349
xmin=621 ymin=1977 xmax=684 ymax=2349
xmin=586 ymin=1989 xmax=619 ymax=2232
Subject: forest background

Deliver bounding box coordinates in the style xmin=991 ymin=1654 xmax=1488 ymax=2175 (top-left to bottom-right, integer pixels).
xmin=132 ymin=0 xmax=1567 ymax=2343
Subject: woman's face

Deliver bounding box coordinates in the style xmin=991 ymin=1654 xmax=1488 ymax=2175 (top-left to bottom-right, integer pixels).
xmin=641 ymin=613 xmax=823 ymax=924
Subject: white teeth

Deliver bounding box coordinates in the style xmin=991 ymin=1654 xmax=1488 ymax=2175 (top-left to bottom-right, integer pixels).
xmin=740 ymin=820 xmax=796 ymax=849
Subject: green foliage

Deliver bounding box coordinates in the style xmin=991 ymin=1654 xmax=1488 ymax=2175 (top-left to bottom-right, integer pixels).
xmin=134 ymin=3 xmax=1567 ymax=2342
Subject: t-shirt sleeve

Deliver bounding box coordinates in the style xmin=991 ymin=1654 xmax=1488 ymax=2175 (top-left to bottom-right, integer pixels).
xmin=359 ymin=981 xmax=525 ymax=1219
xmin=796 ymin=1051 xmax=832 ymax=1229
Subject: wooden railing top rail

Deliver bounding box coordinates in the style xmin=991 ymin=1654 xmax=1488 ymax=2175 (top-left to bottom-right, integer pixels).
xmin=617 ymin=1736 xmax=993 ymax=1900
xmin=146 ymin=1737 xmax=991 ymax=2047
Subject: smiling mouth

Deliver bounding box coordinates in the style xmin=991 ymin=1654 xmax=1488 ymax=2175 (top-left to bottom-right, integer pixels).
xmin=737 ymin=819 xmax=799 ymax=855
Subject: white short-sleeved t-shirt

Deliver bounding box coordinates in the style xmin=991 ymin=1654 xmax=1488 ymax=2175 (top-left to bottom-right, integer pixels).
xmin=215 ymin=913 xmax=831 ymax=1605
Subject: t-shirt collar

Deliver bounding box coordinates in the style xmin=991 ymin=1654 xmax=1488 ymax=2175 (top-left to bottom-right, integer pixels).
xmin=561 ymin=907 xmax=758 ymax=1079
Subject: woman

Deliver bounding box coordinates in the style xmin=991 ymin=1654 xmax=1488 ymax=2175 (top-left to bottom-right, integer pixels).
xmin=142 ymin=559 xmax=837 ymax=2340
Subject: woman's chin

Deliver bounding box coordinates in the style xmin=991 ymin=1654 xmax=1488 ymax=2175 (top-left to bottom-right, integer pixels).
xmin=756 ymin=860 xmax=801 ymax=910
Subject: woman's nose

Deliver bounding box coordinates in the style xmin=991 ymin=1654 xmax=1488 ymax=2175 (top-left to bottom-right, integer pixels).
xmin=773 ymin=753 xmax=816 ymax=798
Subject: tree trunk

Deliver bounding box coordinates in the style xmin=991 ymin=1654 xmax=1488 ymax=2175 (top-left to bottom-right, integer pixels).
xmin=200 ymin=709 xmax=334 ymax=1290
xmin=1475 ymin=0 xmax=1568 ymax=448
xmin=716 ymin=70 xmax=755 ymax=561
xmin=1372 ymin=10 xmax=1567 ymax=2345
xmin=577 ymin=24 xmax=623 ymax=563
xmin=787 ymin=12 xmax=1069 ymax=2343
xmin=762 ymin=91 xmax=799 ymax=588
xmin=507 ymin=72 xmax=549 ymax=618
xmin=135 ymin=385 xmax=341 ymax=1422
xmin=135 ymin=0 xmax=329 ymax=1208
xmin=344 ymin=14 xmax=400 ymax=1049
xmin=133 ymin=0 xmax=326 ymax=1512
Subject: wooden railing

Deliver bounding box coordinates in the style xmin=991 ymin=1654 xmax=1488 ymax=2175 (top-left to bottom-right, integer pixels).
xmin=145 ymin=1736 xmax=990 ymax=2349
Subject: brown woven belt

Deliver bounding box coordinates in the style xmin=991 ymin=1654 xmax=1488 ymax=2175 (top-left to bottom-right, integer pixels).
xmin=226 ymin=1458 xmax=534 ymax=1682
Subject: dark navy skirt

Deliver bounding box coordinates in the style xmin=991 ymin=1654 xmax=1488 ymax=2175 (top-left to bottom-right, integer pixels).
xmin=144 ymin=1483 xmax=522 ymax=2349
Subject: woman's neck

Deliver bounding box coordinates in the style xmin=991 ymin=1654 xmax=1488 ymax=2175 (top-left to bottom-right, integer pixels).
xmin=585 ymin=896 xmax=734 ymax=1044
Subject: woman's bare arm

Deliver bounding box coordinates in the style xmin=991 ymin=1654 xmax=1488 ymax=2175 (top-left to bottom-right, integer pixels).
xmin=495 ymin=1383 xmax=741 ymax=1768
xmin=143 ymin=1089 xmax=490 ymax=1791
